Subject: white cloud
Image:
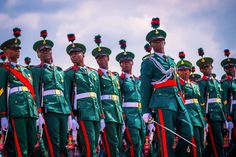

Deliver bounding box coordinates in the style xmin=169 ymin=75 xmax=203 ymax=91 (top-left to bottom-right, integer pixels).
xmin=2 ymin=0 xmax=234 ymax=79
xmin=5 ymin=0 xmax=20 ymax=8
xmin=0 ymin=13 xmax=41 ymax=30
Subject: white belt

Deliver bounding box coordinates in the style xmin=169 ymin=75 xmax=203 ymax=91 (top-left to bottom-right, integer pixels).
xmin=75 ymin=92 xmax=97 ymax=100
xmin=9 ymin=86 xmax=29 ymax=94
xmin=123 ymin=102 xmax=141 ymax=108
xmin=101 ymin=95 xmax=119 ymax=101
xmin=208 ymin=98 xmax=221 ymax=103
xmin=185 ymin=99 xmax=198 ymax=105
xmin=43 ymin=89 xmax=64 ymax=96
xmin=232 ymin=100 xmax=236 ymax=104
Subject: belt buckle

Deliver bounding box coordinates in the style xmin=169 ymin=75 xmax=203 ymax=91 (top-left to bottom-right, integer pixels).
xmin=90 ymin=92 xmax=96 ymax=97
xmin=22 ymin=86 xmax=28 ymax=91
xmin=138 ymin=103 xmax=142 ymax=108
xmin=193 ymin=99 xmax=198 ymax=104
xmin=112 ymin=95 xmax=117 ymax=101
xmin=55 ymin=90 xmax=61 ymax=95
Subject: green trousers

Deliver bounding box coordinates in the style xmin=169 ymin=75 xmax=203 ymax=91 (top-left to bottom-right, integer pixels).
xmin=124 ymin=126 xmax=146 ymax=157
xmin=154 ymin=108 xmax=193 ymax=157
xmin=193 ymin=126 xmax=204 ymax=157
xmin=4 ymin=124 xmax=16 ymax=157
xmin=205 ymin=121 xmax=224 ymax=157
xmin=43 ymin=112 xmax=68 ymax=157
xmin=78 ymin=120 xmax=100 ymax=157
xmin=102 ymin=122 xmax=122 ymax=157
xmin=11 ymin=117 xmax=37 ymax=157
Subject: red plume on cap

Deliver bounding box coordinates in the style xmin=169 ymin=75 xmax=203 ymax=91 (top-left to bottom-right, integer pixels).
xmin=198 ymin=48 xmax=204 ymax=57
xmin=179 ymin=51 xmax=185 ymax=60
xmin=119 ymin=39 xmax=126 ymax=51
xmin=224 ymin=49 xmax=230 ymax=58
xmin=40 ymin=30 xmax=48 ymax=39
xmin=191 ymin=66 xmax=196 ymax=73
xmin=94 ymin=34 xmax=101 ymax=47
xmin=151 ymin=17 xmax=160 ymax=29
xmin=13 ymin=27 xmax=21 ymax=38
xmin=67 ymin=33 xmax=76 ymax=43
xmin=144 ymin=43 xmax=152 ymax=53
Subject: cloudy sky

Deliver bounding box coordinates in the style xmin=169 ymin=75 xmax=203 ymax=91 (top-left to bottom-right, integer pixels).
xmin=1 ymin=0 xmax=236 ymax=78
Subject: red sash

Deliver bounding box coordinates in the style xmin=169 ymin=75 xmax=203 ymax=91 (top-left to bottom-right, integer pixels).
xmin=2 ymin=64 xmax=35 ymax=99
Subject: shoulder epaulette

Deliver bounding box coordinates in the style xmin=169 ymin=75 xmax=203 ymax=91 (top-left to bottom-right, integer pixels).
xmin=87 ymin=66 xmax=97 ymax=72
xmin=64 ymin=66 xmax=73 ymax=72
xmin=112 ymin=71 xmax=119 ymax=76
xmin=56 ymin=66 xmax=63 ymax=71
xmin=166 ymin=55 xmax=174 ymax=60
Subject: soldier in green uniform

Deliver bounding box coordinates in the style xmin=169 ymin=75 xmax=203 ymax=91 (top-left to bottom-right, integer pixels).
xmin=220 ymin=49 xmax=236 ymax=156
xmin=189 ymin=66 xmax=201 ymax=82
xmin=196 ymin=48 xmax=226 ymax=157
xmin=177 ymin=51 xmax=205 ymax=157
xmin=140 ymin=17 xmax=193 ymax=157
xmin=31 ymin=30 xmax=71 ymax=157
xmin=116 ymin=40 xmax=146 ymax=157
xmin=0 ymin=28 xmax=38 ymax=156
xmin=64 ymin=33 xmax=105 ymax=157
xmin=92 ymin=35 xmax=124 ymax=157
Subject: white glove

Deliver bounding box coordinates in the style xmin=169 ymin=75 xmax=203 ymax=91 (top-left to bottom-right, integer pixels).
xmin=227 ymin=121 xmax=234 ymax=130
xmin=122 ymin=122 xmax=126 ymax=134
xmin=36 ymin=113 xmax=45 ymax=130
xmin=68 ymin=115 xmax=72 ymax=131
xmin=147 ymin=123 xmax=156 ymax=133
xmin=72 ymin=119 xmax=79 ymax=131
xmin=142 ymin=113 xmax=152 ymax=123
xmin=204 ymin=123 xmax=208 ymax=133
xmin=1 ymin=117 xmax=8 ymax=131
xmin=100 ymin=119 xmax=106 ymax=132
xmin=225 ymin=121 xmax=228 ymax=129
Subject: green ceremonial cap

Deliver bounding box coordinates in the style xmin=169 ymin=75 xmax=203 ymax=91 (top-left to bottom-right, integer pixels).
xmin=33 ymin=30 xmax=54 ymax=51
xmin=196 ymin=48 xmax=213 ymax=68
xmin=146 ymin=17 xmax=167 ymax=42
xmin=66 ymin=33 xmax=86 ymax=54
xmin=116 ymin=40 xmax=135 ymax=62
xmin=189 ymin=73 xmax=201 ymax=81
xmin=221 ymin=49 xmax=236 ymax=68
xmin=92 ymin=34 xmax=111 ymax=58
xmin=142 ymin=43 xmax=153 ymax=60
xmin=24 ymin=57 xmax=31 ymax=65
xmin=0 ymin=27 xmax=21 ymax=51
xmin=176 ymin=51 xmax=192 ymax=70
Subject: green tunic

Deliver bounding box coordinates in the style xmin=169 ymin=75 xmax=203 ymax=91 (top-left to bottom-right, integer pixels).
xmin=119 ymin=72 xmax=146 ymax=157
xmin=65 ymin=65 xmax=103 ymax=157
xmin=0 ymin=63 xmax=38 ymax=118
xmin=31 ymin=64 xmax=70 ymax=114
xmin=221 ymin=75 xmax=236 ymax=121
xmin=140 ymin=53 xmax=193 ymax=157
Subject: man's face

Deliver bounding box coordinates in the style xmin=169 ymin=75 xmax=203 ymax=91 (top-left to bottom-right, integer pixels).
xmin=224 ymin=66 xmax=236 ymax=77
xmin=96 ymin=55 xmax=109 ymax=69
xmin=200 ymin=64 xmax=213 ymax=76
xmin=177 ymin=68 xmax=191 ymax=81
xmin=120 ymin=60 xmax=133 ymax=73
xmin=37 ymin=48 xmax=52 ymax=63
xmin=69 ymin=51 xmax=84 ymax=65
xmin=4 ymin=47 xmax=20 ymax=61
xmin=150 ymin=38 xmax=165 ymax=53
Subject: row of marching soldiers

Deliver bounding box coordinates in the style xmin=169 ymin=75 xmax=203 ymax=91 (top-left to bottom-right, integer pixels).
xmin=0 ymin=17 xmax=235 ymax=157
